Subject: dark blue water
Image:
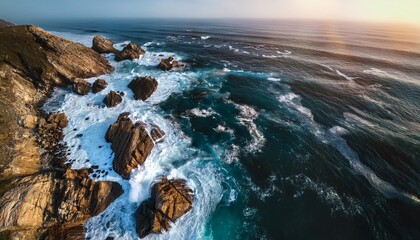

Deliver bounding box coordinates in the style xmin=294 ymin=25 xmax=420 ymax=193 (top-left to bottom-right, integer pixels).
xmin=37 ymin=19 xmax=420 ymax=239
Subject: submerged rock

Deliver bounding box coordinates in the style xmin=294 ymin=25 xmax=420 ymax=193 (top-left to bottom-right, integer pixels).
xmin=92 ymin=79 xmax=108 ymax=93
xmin=128 ymin=76 xmax=158 ymax=101
xmin=92 ymin=35 xmax=118 ymax=54
xmin=105 ymin=113 xmax=154 ymax=179
xmin=73 ymin=78 xmax=91 ymax=95
xmin=115 ymin=42 xmax=145 ymax=62
xmin=103 ymin=91 xmax=123 ymax=108
xmin=135 ymin=178 xmax=194 ymax=238
xmin=157 ymin=57 xmax=180 ymax=71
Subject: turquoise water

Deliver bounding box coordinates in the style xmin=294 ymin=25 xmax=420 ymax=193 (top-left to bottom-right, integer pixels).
xmin=39 ymin=19 xmax=420 ymax=239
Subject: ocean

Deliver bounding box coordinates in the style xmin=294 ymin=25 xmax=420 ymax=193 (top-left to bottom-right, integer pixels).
xmin=36 ymin=19 xmax=420 ymax=239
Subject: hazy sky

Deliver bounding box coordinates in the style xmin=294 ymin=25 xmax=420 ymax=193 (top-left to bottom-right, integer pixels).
xmin=1 ymin=0 xmax=419 ymax=24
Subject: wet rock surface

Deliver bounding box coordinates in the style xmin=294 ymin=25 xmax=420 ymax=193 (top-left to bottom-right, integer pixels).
xmin=105 ymin=113 xmax=154 ymax=179
xmin=150 ymin=126 xmax=165 ymax=143
xmin=135 ymin=178 xmax=194 ymax=238
xmin=128 ymin=76 xmax=158 ymax=101
xmin=115 ymin=42 xmax=145 ymax=62
xmin=158 ymin=57 xmax=180 ymax=71
xmin=92 ymin=35 xmax=118 ymax=54
xmin=73 ymin=78 xmax=91 ymax=95
xmin=92 ymin=79 xmax=108 ymax=93
xmin=103 ymin=91 xmax=123 ymax=108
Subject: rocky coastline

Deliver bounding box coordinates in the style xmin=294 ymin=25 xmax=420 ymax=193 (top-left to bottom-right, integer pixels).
xmin=0 ymin=21 xmax=192 ymax=239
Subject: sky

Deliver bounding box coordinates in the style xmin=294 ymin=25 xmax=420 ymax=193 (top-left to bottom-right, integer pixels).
xmin=1 ymin=0 xmax=420 ymax=25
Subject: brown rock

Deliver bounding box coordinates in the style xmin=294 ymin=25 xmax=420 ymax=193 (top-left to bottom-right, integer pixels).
xmin=47 ymin=112 xmax=69 ymax=129
xmin=0 ymin=169 xmax=123 ymax=234
xmin=115 ymin=42 xmax=145 ymax=62
xmin=157 ymin=57 xmax=181 ymax=71
xmin=135 ymin=178 xmax=193 ymax=238
xmin=92 ymin=79 xmax=108 ymax=93
xmin=73 ymin=78 xmax=91 ymax=95
xmin=128 ymin=76 xmax=158 ymax=101
xmin=92 ymin=35 xmax=118 ymax=54
xmin=105 ymin=113 xmax=154 ymax=179
xmin=150 ymin=126 xmax=165 ymax=143
xmin=20 ymin=115 xmax=38 ymax=129
xmin=103 ymin=91 xmax=123 ymax=108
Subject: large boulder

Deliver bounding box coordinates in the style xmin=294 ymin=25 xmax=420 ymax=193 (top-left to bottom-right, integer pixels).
xmin=92 ymin=79 xmax=108 ymax=93
xmin=115 ymin=42 xmax=145 ymax=62
xmin=135 ymin=178 xmax=194 ymax=238
xmin=73 ymin=78 xmax=91 ymax=95
xmin=158 ymin=57 xmax=180 ymax=71
xmin=0 ymin=168 xmax=123 ymax=235
xmin=128 ymin=76 xmax=158 ymax=101
xmin=105 ymin=113 xmax=154 ymax=179
xmin=103 ymin=91 xmax=123 ymax=108
xmin=92 ymin=35 xmax=118 ymax=54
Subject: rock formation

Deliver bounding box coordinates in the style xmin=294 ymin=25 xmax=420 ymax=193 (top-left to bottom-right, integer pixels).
xmin=128 ymin=76 xmax=158 ymax=101
xmin=92 ymin=35 xmax=118 ymax=54
xmin=92 ymin=79 xmax=108 ymax=93
xmin=0 ymin=24 xmax=119 ymax=238
xmin=150 ymin=126 xmax=165 ymax=143
xmin=135 ymin=178 xmax=194 ymax=238
xmin=73 ymin=78 xmax=91 ymax=95
xmin=158 ymin=57 xmax=180 ymax=71
xmin=0 ymin=19 xmax=14 ymax=28
xmin=103 ymin=91 xmax=123 ymax=108
xmin=115 ymin=42 xmax=145 ymax=62
xmin=105 ymin=113 xmax=154 ymax=179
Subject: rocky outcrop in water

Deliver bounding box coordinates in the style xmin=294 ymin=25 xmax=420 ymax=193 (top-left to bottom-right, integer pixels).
xmin=92 ymin=79 xmax=108 ymax=93
xmin=158 ymin=57 xmax=180 ymax=71
xmin=0 ymin=24 xmax=119 ymax=238
xmin=151 ymin=126 xmax=165 ymax=143
xmin=92 ymin=35 xmax=118 ymax=54
xmin=135 ymin=178 xmax=194 ymax=238
xmin=103 ymin=91 xmax=123 ymax=108
xmin=115 ymin=42 xmax=145 ymax=62
xmin=105 ymin=113 xmax=154 ymax=179
xmin=128 ymin=76 xmax=158 ymax=101
xmin=73 ymin=78 xmax=91 ymax=95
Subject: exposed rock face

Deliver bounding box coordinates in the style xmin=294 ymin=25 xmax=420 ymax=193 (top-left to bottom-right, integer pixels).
xmin=73 ymin=78 xmax=91 ymax=95
xmin=158 ymin=57 xmax=180 ymax=71
xmin=135 ymin=178 xmax=194 ymax=238
xmin=92 ymin=79 xmax=108 ymax=93
xmin=92 ymin=35 xmax=118 ymax=54
xmin=151 ymin=126 xmax=165 ymax=143
xmin=0 ymin=19 xmax=14 ymax=28
xmin=115 ymin=42 xmax=145 ymax=62
xmin=128 ymin=76 xmax=158 ymax=101
xmin=103 ymin=91 xmax=123 ymax=108
xmin=105 ymin=113 xmax=154 ymax=179
xmin=0 ymin=24 xmax=118 ymax=238
xmin=0 ymin=169 xmax=123 ymax=235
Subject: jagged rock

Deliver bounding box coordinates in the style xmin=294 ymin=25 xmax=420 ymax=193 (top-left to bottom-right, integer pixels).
xmin=135 ymin=178 xmax=193 ymax=238
xmin=92 ymin=79 xmax=108 ymax=93
xmin=47 ymin=112 xmax=69 ymax=129
xmin=150 ymin=126 xmax=165 ymax=143
xmin=0 ymin=169 xmax=123 ymax=234
xmin=73 ymin=78 xmax=91 ymax=95
xmin=20 ymin=115 xmax=38 ymax=129
xmin=105 ymin=113 xmax=154 ymax=179
xmin=92 ymin=35 xmax=118 ymax=54
xmin=128 ymin=76 xmax=158 ymax=101
xmin=115 ymin=42 xmax=145 ymax=62
xmin=158 ymin=57 xmax=180 ymax=71
xmin=103 ymin=91 xmax=123 ymax=108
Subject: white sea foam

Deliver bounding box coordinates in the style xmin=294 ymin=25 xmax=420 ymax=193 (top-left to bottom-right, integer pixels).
xmin=44 ymin=35 xmax=225 ymax=239
xmin=201 ymin=36 xmax=211 ymax=40
xmin=276 ymin=50 xmax=292 ymax=55
xmin=233 ymin=103 xmax=266 ymax=153
xmin=50 ymin=31 xmax=96 ymax=47
xmin=267 ymin=77 xmax=281 ymax=82
xmin=363 ymin=68 xmax=388 ymax=76
xmin=336 ymin=70 xmax=360 ymax=81
xmin=190 ymin=108 xmax=217 ymax=118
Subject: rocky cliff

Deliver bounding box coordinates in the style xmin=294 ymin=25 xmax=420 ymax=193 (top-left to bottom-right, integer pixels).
xmin=0 ymin=24 xmax=120 ymax=239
